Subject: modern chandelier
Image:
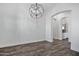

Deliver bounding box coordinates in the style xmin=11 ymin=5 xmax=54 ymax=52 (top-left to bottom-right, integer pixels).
xmin=29 ymin=3 xmax=44 ymax=19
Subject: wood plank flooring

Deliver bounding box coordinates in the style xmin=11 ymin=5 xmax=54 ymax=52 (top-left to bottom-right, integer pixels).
xmin=0 ymin=39 xmax=78 ymax=56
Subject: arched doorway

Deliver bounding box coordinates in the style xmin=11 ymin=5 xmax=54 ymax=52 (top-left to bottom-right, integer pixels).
xmin=51 ymin=10 xmax=71 ymax=40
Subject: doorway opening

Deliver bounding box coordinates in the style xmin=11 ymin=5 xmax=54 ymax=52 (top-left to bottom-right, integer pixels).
xmin=51 ymin=10 xmax=71 ymax=41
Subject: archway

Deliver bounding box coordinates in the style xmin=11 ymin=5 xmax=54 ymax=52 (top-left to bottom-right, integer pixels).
xmin=51 ymin=10 xmax=71 ymax=40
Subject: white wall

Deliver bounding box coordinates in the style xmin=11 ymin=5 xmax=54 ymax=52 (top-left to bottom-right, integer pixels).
xmin=0 ymin=3 xmax=46 ymax=48
xmin=45 ymin=3 xmax=56 ymax=42
xmin=0 ymin=3 xmax=56 ymax=47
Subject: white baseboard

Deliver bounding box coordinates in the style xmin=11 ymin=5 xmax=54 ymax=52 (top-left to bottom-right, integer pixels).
xmin=45 ymin=39 xmax=53 ymax=42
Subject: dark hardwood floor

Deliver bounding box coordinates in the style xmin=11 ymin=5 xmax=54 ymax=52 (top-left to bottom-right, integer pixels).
xmin=0 ymin=39 xmax=78 ymax=56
